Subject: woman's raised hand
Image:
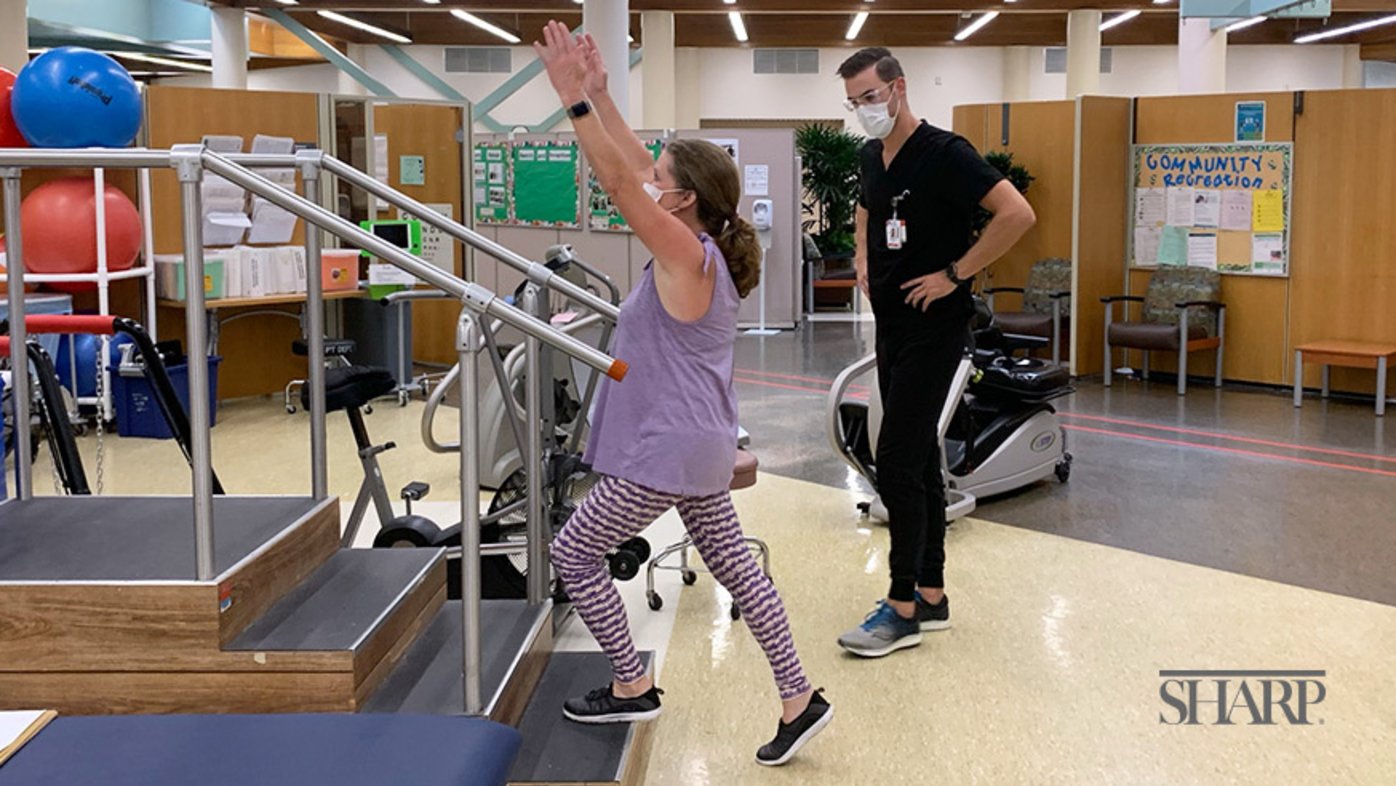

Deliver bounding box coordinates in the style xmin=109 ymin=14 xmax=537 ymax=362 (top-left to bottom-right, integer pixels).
xmin=580 ymin=33 xmax=610 ymax=98
xmin=533 ymin=20 xmax=587 ymax=104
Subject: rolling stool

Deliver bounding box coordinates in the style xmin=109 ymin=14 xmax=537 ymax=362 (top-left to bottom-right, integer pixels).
xmin=285 ymin=337 xmax=359 ymax=414
xmin=303 ymin=365 xmax=401 ymax=547
xmin=644 ymin=448 xmax=771 ymax=620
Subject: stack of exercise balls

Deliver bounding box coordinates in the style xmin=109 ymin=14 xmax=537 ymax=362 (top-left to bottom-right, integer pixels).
xmin=0 ymin=47 xmax=145 ymax=293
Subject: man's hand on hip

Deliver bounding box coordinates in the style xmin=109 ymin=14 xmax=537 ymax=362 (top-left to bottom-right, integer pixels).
xmin=901 ymin=271 xmax=956 ymax=312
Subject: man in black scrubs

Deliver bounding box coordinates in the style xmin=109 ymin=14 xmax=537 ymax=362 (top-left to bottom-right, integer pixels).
xmin=836 ymin=48 xmax=1036 ymax=658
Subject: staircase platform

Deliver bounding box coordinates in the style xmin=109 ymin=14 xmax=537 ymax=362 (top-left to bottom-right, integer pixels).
xmin=508 ymin=652 xmax=656 ymax=786
xmin=362 ymin=599 xmax=553 ymax=726
xmin=0 ymin=496 xmax=447 ymax=715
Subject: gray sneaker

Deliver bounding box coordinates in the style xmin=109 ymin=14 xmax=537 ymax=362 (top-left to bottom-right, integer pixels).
xmin=837 ymin=601 xmax=922 ymax=658
xmin=916 ymin=592 xmax=951 ymax=632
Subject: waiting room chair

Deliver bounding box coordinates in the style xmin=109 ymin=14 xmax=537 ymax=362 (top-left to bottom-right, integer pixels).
xmin=983 ymin=257 xmax=1072 ymax=364
xmin=1101 ymin=266 xmax=1226 ymax=396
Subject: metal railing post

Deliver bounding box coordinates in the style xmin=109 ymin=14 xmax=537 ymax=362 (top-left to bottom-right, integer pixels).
xmin=2 ymin=168 xmax=33 ymax=500
xmin=458 ymin=308 xmax=483 ymax=715
xmin=171 ymin=144 xmax=217 ymax=580
xmin=298 ymin=150 xmax=329 ymax=499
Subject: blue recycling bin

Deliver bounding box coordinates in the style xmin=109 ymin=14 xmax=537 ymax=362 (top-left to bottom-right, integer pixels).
xmin=110 ymin=355 xmax=222 ymax=439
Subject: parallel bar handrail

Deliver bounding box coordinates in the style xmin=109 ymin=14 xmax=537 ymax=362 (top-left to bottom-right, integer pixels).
xmin=199 ymin=151 xmax=628 ymax=382
xmin=320 ymin=155 xmax=620 ymax=322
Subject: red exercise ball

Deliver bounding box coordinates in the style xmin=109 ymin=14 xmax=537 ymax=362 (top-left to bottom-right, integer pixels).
xmin=20 ymin=177 xmax=142 ymax=293
xmin=0 ymin=68 xmax=27 ymax=148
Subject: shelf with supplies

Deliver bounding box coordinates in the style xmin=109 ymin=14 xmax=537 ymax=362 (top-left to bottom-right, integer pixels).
xmin=156 ymin=289 xmax=365 ymax=311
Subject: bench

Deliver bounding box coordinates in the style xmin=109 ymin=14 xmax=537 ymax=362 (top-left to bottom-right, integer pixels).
xmin=1293 ymin=340 xmax=1396 ymax=416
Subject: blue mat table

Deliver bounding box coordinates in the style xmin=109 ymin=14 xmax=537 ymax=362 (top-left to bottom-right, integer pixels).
xmin=0 ymin=713 xmax=520 ymax=786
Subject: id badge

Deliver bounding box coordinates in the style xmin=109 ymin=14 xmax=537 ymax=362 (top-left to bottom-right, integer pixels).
xmin=885 ymin=219 xmax=905 ymax=250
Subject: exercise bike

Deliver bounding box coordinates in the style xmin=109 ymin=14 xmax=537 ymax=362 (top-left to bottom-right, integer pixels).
xmin=357 ymin=246 xmax=651 ymax=600
xmin=828 ymin=298 xmax=1073 ymax=522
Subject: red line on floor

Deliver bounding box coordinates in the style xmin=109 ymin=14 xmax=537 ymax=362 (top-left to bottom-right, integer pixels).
xmin=1059 ymin=412 xmax=1396 ymax=465
xmin=1062 ymin=424 xmax=1396 ymax=479
xmin=734 ymin=376 xmax=834 ymax=395
xmin=734 ymin=367 xmax=869 ymax=391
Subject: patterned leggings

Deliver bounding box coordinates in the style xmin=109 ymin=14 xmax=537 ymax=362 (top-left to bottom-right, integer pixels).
xmin=551 ymin=476 xmax=812 ymax=700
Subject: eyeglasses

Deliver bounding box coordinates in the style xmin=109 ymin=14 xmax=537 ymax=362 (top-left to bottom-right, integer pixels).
xmin=844 ymin=82 xmax=895 ymax=111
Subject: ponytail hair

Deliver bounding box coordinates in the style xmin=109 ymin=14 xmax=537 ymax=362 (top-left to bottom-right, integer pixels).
xmin=665 ymin=139 xmax=764 ymax=299
xmin=715 ymin=215 xmax=761 ymax=298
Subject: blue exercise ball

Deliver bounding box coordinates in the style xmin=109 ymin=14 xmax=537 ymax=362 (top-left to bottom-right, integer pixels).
xmin=11 ymin=47 xmax=142 ymax=148
xmin=56 ymin=332 xmax=133 ymax=398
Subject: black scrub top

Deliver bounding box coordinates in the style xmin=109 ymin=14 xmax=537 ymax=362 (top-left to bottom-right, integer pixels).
xmin=858 ymin=121 xmax=1004 ymax=331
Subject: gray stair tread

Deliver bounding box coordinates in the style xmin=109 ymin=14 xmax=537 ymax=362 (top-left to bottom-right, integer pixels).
xmin=0 ymin=496 xmax=324 ymax=581
xmin=360 ymin=599 xmax=544 ymax=714
xmin=227 ymin=548 xmax=442 ymax=652
xmin=510 ymin=651 xmax=654 ymax=784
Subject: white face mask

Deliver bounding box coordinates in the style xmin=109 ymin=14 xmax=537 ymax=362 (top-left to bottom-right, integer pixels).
xmin=643 ymin=181 xmax=687 ymax=212
xmin=857 ymin=92 xmax=900 ymax=140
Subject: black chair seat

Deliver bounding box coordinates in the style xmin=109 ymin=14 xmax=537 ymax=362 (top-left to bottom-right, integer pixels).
xmin=292 ymin=337 xmax=357 ymax=358
xmin=304 ymin=365 xmax=397 ymax=412
xmin=1108 ymin=321 xmax=1207 ymax=351
xmin=993 ymin=311 xmax=1054 ymax=338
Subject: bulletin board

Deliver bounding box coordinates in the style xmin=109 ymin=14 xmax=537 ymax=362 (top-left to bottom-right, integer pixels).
xmin=587 ymin=139 xmax=664 ymax=232
xmin=472 ymin=142 xmax=509 ymax=224
xmin=511 ymin=140 xmax=581 ymax=227
xmin=1130 ymin=142 xmax=1292 ymax=276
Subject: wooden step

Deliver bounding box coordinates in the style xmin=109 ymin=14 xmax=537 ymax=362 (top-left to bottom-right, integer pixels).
xmin=0 ymin=496 xmax=338 ymax=674
xmin=361 ymin=599 xmax=554 ymax=726
xmin=508 ymin=652 xmax=656 ymax=786
xmin=227 ymin=548 xmax=447 ymax=706
xmin=0 ymin=547 xmax=446 ymax=715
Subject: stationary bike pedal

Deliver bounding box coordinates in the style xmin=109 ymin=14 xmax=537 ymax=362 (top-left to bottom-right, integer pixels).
xmin=400 ymin=481 xmax=430 ymax=501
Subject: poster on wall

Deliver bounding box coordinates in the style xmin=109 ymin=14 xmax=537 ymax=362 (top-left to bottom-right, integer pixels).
xmin=512 ymin=140 xmax=581 ymax=228
xmin=588 ymin=139 xmax=664 ymax=232
xmin=1235 ymin=101 xmax=1266 ymax=143
xmin=1130 ymin=142 xmax=1292 ymax=276
xmin=397 ymin=203 xmax=455 ymax=273
xmin=472 ymin=143 xmax=509 ymax=224
xmin=704 ymin=138 xmax=740 ymax=166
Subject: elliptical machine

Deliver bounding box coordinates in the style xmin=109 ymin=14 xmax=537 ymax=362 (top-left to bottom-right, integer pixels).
xmin=829 ymin=298 xmax=1073 ymax=522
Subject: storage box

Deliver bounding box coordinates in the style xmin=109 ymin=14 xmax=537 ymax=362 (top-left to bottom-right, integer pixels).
xmin=322 ymin=249 xmax=360 ymax=292
xmin=155 ymin=254 xmax=228 ymax=301
xmin=111 ymin=355 xmax=222 ymax=439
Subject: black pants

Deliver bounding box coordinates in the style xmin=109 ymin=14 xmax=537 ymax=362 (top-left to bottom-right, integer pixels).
xmin=875 ymin=322 xmax=969 ymax=602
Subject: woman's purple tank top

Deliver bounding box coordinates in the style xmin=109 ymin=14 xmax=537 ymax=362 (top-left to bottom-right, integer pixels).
xmin=583 ymin=234 xmax=740 ymax=496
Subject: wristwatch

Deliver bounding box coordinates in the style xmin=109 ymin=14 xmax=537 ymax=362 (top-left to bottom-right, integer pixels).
xmin=945 ymin=261 xmax=965 ymax=285
xmin=565 ymin=100 xmax=592 ymax=120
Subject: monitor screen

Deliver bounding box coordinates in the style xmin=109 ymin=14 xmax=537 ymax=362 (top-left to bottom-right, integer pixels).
xmin=371 ymin=222 xmax=411 ymax=249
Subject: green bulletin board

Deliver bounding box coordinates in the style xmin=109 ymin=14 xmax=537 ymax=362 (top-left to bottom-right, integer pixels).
xmin=472 ymin=143 xmax=508 ymax=224
xmin=588 ymin=139 xmax=664 ymax=232
xmin=512 ymin=141 xmax=580 ymax=227
xmin=1130 ymin=142 xmax=1292 ymax=276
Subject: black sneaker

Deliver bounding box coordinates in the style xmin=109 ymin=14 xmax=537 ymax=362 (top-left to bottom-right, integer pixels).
xmin=562 ymin=684 xmax=664 ymax=724
xmin=916 ymin=592 xmax=951 ymax=632
xmin=755 ymin=690 xmax=833 ymax=766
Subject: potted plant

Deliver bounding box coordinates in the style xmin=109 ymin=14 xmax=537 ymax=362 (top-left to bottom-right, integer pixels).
xmin=795 ymin=123 xmax=863 ymax=256
xmin=972 ymin=151 xmax=1034 ymax=238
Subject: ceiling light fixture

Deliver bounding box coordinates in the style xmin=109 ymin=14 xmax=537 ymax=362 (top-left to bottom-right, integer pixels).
xmin=449 ymin=10 xmax=522 ymax=44
xmin=1295 ymin=13 xmax=1396 ymax=43
xmin=110 ymin=51 xmax=215 ymax=73
xmin=1100 ymin=10 xmax=1141 ymax=31
xmin=729 ymin=11 xmax=748 ymax=42
xmin=316 ymin=10 xmax=412 ymax=44
xmin=846 ymin=11 xmax=870 ymax=41
xmin=954 ymin=11 xmax=999 ymax=42
xmin=1225 ymin=16 xmax=1267 ymax=33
